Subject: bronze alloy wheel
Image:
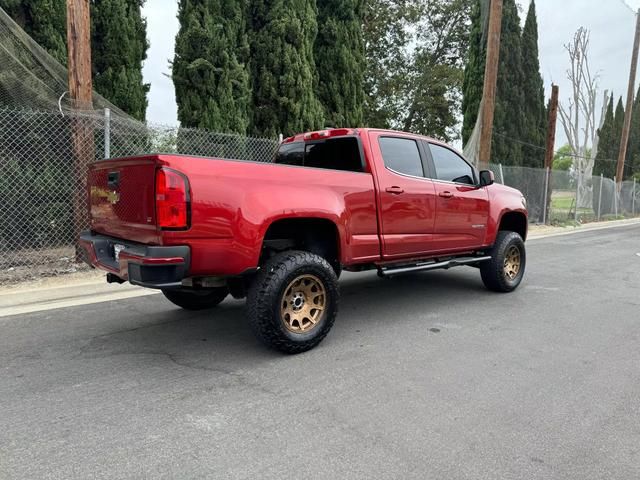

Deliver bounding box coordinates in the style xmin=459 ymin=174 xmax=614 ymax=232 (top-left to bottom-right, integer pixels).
xmin=280 ymin=274 xmax=326 ymax=333
xmin=503 ymin=245 xmax=521 ymax=280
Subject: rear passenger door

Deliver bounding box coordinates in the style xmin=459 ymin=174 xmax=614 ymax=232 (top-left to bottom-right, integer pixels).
xmin=425 ymin=143 xmax=490 ymax=252
xmin=369 ymin=133 xmax=437 ymax=259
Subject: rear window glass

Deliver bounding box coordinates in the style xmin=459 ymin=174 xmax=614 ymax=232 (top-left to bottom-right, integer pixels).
xmin=275 ymin=137 xmax=364 ymax=173
xmin=379 ymin=137 xmax=424 ymax=178
xmin=275 ymin=142 xmax=305 ymax=166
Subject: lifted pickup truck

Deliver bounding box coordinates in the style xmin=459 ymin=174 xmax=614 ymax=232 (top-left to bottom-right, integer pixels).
xmin=81 ymin=128 xmax=527 ymax=353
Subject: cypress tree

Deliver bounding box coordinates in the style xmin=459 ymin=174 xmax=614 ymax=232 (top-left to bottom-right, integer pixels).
xmin=462 ymin=0 xmax=527 ymax=166
xmin=0 ymin=0 xmax=67 ymax=64
xmin=627 ymin=86 xmax=640 ymax=178
xmin=491 ymin=0 xmax=524 ymax=166
xmin=173 ymin=0 xmax=251 ymax=134
xmin=92 ymin=0 xmax=149 ymax=121
xmin=314 ymin=0 xmax=365 ymax=127
xmin=610 ymin=97 xmax=626 ymax=179
xmin=461 ymin=0 xmax=484 ymax=145
xmin=594 ymin=95 xmax=617 ymax=178
xmin=249 ymin=0 xmax=324 ymax=138
xmin=520 ymin=0 xmax=546 ymax=168
xmin=1 ymin=0 xmax=149 ymax=118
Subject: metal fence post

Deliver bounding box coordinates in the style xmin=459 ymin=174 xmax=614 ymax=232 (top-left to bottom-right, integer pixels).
xmin=542 ymin=167 xmax=549 ymax=225
xmin=575 ymin=171 xmax=580 ymax=221
xmin=597 ymin=173 xmax=603 ymax=221
xmin=499 ymin=163 xmax=505 ymax=185
xmin=613 ymin=176 xmax=618 ymax=218
xmin=104 ymin=108 xmax=111 ymax=159
xmin=278 ymin=133 xmax=283 ymax=143
xmin=633 ymin=178 xmax=637 ymax=216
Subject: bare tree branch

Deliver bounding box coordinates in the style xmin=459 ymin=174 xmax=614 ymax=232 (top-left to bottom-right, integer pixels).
xmin=558 ymin=27 xmax=601 ymax=208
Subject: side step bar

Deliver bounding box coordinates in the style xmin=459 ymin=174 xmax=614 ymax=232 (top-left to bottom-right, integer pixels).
xmin=378 ymin=256 xmax=492 ymax=277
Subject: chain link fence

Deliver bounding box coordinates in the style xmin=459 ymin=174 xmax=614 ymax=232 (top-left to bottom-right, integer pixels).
xmin=488 ymin=163 xmax=639 ymax=224
xmin=0 ymin=107 xmax=279 ymax=283
xmin=1 ymin=106 xmax=639 ymax=283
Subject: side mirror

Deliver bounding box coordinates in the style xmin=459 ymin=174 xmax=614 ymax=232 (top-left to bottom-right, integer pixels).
xmin=479 ymin=170 xmax=495 ymax=187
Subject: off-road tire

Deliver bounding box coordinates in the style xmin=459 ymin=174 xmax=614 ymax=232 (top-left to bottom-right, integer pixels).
xmin=480 ymin=231 xmax=526 ymax=293
xmin=162 ymin=287 xmax=229 ymax=311
xmin=246 ymin=250 xmax=339 ymax=354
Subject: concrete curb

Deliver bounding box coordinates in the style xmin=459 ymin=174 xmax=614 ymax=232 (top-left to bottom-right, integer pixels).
xmin=528 ymin=218 xmax=640 ymax=240
xmin=2 ymin=218 xmax=639 ymax=317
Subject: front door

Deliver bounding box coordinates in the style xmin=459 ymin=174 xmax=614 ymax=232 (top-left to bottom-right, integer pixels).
xmin=426 ymin=142 xmax=490 ymax=252
xmin=370 ymin=133 xmax=437 ymax=259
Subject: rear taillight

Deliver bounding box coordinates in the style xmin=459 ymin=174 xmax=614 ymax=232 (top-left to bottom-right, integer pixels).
xmin=155 ymin=168 xmax=189 ymax=229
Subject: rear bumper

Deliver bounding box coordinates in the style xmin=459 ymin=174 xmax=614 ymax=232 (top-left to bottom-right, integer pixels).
xmin=79 ymin=231 xmax=190 ymax=289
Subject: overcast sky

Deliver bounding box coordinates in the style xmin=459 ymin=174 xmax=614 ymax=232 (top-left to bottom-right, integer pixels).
xmin=142 ymin=0 xmax=640 ymax=147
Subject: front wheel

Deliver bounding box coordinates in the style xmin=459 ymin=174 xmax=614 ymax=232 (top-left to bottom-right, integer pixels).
xmin=480 ymin=231 xmax=526 ymax=292
xmin=246 ymin=250 xmax=339 ymax=354
xmin=162 ymin=287 xmax=229 ymax=310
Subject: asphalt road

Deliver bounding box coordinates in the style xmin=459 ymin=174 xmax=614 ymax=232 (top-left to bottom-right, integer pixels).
xmin=2 ymin=225 xmax=640 ymax=480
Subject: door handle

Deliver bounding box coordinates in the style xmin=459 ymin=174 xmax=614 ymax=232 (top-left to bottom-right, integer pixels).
xmin=439 ymin=191 xmax=453 ymax=199
xmin=385 ymin=186 xmax=404 ymax=195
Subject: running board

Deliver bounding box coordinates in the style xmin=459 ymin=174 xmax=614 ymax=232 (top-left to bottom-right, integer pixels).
xmin=378 ymin=256 xmax=492 ymax=277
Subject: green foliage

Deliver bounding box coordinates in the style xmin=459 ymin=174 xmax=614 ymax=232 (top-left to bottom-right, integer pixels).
xmin=461 ymin=0 xmax=484 ymax=144
xmin=463 ymin=0 xmax=547 ymax=167
xmin=362 ymin=0 xmax=411 ymax=129
xmin=0 ymin=112 xmax=74 ymax=251
xmin=626 ymin=86 xmax=640 ymax=178
xmin=363 ymin=0 xmax=472 ymax=142
xmin=92 ymin=0 xmax=150 ymax=121
xmin=314 ymin=0 xmax=365 ymax=127
xmin=248 ymin=0 xmax=324 ymax=138
xmin=1 ymin=0 xmax=149 ymax=119
xmin=403 ymin=0 xmax=471 ymax=140
xmin=0 ymin=0 xmax=67 ymax=64
xmin=553 ymin=144 xmax=573 ymax=171
xmin=520 ymin=0 xmax=546 ymax=168
xmin=594 ymin=95 xmax=615 ymax=177
xmin=594 ymin=95 xmax=624 ymax=179
xmin=491 ymin=0 xmax=524 ymax=166
xmin=173 ymin=0 xmax=251 ymax=134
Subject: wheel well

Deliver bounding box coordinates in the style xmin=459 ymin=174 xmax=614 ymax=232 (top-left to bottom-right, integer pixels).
xmin=262 ymin=218 xmax=341 ymax=269
xmin=498 ymin=212 xmax=528 ymax=240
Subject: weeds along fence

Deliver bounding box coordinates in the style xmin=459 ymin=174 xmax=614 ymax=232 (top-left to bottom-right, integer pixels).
xmin=0 ymin=106 xmax=639 ymax=276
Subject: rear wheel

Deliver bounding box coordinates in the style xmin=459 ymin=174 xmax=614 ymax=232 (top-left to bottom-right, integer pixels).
xmin=246 ymin=250 xmax=339 ymax=354
xmin=162 ymin=287 xmax=228 ymax=311
xmin=480 ymin=231 xmax=526 ymax=292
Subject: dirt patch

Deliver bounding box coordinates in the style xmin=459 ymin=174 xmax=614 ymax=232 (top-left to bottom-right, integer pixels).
xmin=0 ymin=246 xmax=93 ymax=287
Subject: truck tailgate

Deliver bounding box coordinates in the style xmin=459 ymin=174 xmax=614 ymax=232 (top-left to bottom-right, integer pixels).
xmin=88 ymin=156 xmax=160 ymax=244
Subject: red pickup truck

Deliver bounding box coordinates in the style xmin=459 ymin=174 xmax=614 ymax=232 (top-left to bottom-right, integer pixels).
xmin=80 ymin=128 xmax=528 ymax=353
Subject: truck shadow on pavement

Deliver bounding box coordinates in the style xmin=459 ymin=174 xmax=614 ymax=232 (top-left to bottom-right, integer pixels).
xmin=75 ymin=269 xmax=489 ymax=369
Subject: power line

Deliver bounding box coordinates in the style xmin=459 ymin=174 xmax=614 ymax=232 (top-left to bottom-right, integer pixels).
xmin=493 ymin=131 xmax=621 ymax=163
xmin=616 ymin=0 xmax=638 ymax=15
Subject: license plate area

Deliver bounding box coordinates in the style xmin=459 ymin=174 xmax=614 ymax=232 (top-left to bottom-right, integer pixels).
xmin=112 ymin=243 xmax=126 ymax=262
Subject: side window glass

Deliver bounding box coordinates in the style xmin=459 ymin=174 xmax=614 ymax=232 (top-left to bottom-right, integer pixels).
xmin=430 ymin=144 xmax=475 ymax=185
xmin=379 ymin=137 xmax=424 ymax=178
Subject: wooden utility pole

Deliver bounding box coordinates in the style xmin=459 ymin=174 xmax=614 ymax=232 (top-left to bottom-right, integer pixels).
xmin=543 ymin=84 xmax=559 ymax=224
xmin=544 ymin=85 xmax=560 ymax=170
xmin=66 ymin=0 xmax=93 ymax=109
xmin=616 ymin=9 xmax=640 ymax=189
xmin=478 ymin=0 xmax=503 ymax=171
xmin=66 ymin=0 xmax=94 ymax=260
